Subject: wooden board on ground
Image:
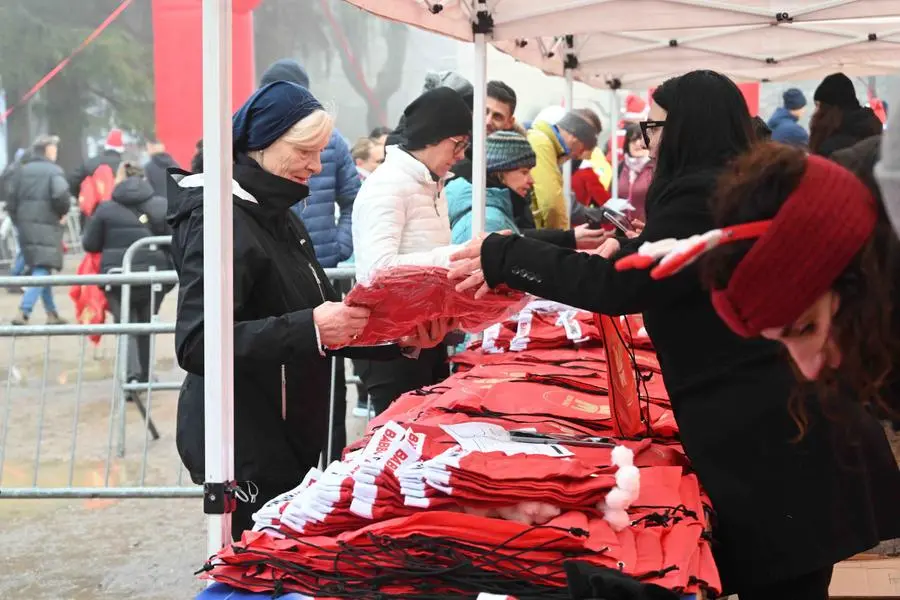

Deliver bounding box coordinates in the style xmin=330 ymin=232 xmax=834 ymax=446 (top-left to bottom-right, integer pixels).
xmin=830 ymin=556 xmax=900 ymax=597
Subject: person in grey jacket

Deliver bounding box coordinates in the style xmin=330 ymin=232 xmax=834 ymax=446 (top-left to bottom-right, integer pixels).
xmin=4 ymin=135 xmax=71 ymax=325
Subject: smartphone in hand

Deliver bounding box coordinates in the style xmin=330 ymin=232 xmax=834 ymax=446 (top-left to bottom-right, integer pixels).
xmin=601 ymin=207 xmax=635 ymax=234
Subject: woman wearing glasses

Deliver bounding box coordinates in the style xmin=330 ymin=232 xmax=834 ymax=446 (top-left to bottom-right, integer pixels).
xmin=351 ymin=87 xmax=473 ymax=415
xmin=616 ymin=123 xmax=655 ymax=222
xmin=448 ymin=70 xmax=898 ymax=599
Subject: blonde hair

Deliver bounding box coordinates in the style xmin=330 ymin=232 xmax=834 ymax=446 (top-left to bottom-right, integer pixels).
xmin=249 ymin=109 xmax=334 ymax=168
xmin=281 ymin=109 xmax=333 ymax=147
xmin=351 ymin=137 xmax=376 ymax=162
xmin=115 ymin=161 xmax=144 ymax=184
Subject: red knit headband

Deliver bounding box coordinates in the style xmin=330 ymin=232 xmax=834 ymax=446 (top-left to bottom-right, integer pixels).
xmin=710 ymin=154 xmax=877 ymax=337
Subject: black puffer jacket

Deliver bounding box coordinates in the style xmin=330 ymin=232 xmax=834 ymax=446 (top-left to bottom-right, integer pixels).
xmin=81 ymin=177 xmax=172 ymax=275
xmin=68 ymin=149 xmax=123 ymax=197
xmin=168 ymin=156 xmax=402 ymax=485
xmin=815 ymin=106 xmax=883 ymax=157
xmin=6 ymin=154 xmax=71 ymax=270
xmin=479 ymin=170 xmax=900 ymax=592
xmin=143 ymin=152 xmax=179 ymax=199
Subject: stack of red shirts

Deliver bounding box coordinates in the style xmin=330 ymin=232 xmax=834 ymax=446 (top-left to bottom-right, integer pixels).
xmin=203 ymin=287 xmax=725 ymax=598
xmin=277 ymin=422 xmax=436 ymax=535
xmin=209 ymin=505 xmax=719 ymax=597
xmin=478 ymin=303 xmax=603 ymax=353
xmin=339 ymin=265 xmax=527 ymax=347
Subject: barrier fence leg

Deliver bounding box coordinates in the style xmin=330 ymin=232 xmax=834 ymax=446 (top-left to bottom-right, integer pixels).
xmin=0 ymin=337 xmax=18 ymax=486
xmin=105 ymin=334 xmax=123 ymax=485
xmin=115 ymin=325 xmax=129 ymax=459
xmin=326 ymin=356 xmax=337 ymax=466
xmin=32 ymin=337 xmax=52 ymax=487
xmin=68 ymin=335 xmax=88 ymax=486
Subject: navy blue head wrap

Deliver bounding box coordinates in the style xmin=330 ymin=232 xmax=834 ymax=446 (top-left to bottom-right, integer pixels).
xmin=232 ymin=81 xmax=323 ymax=153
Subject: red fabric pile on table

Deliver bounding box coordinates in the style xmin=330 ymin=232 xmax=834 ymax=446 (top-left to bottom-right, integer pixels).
xmin=339 ymin=265 xmax=527 ymax=347
xmin=201 ymin=301 xmax=720 ymax=599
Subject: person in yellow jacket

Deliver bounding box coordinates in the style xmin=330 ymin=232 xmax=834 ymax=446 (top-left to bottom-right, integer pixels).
xmin=590 ymin=147 xmax=613 ymax=191
xmin=527 ymin=110 xmax=599 ymax=229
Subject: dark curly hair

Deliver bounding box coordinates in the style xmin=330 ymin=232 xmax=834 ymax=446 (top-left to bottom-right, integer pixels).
xmin=809 ymin=103 xmax=882 ymax=156
xmin=703 ymin=140 xmax=898 ymax=431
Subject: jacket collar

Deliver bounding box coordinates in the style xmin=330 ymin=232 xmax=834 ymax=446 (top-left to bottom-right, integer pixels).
xmin=531 ymin=120 xmax=567 ymax=159
xmin=384 ymin=145 xmax=439 ymax=186
xmin=177 ymin=154 xmax=308 ymax=214
xmin=232 ymin=154 xmax=309 ymax=212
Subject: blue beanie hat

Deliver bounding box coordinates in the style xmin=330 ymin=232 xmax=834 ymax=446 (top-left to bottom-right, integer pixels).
xmin=486 ymin=131 xmax=536 ymax=174
xmin=783 ymin=88 xmax=807 ymax=110
xmin=232 ymin=81 xmax=323 ymax=153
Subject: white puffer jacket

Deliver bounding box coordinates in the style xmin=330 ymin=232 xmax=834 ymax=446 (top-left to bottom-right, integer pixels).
xmin=352 ymin=146 xmax=461 ymax=283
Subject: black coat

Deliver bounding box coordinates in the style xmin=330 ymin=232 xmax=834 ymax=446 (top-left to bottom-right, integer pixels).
xmin=816 ymin=107 xmax=884 ymax=158
xmin=81 ymin=177 xmax=172 ymax=277
xmin=480 ymin=170 xmax=900 ymax=591
xmin=69 ymin=149 xmax=123 ymax=197
xmin=6 ymin=154 xmax=71 ymax=270
xmin=143 ymin=152 xmax=179 ymax=199
xmin=168 ymin=157 xmax=402 ymax=486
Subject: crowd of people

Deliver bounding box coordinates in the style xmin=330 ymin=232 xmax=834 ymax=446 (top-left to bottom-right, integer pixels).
xmin=1 ymin=56 xmax=899 ymax=599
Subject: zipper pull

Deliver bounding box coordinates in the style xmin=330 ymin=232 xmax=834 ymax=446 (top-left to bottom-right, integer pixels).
xmin=281 ymin=365 xmax=287 ymax=421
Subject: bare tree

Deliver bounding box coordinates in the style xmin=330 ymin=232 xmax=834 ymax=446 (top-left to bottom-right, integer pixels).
xmin=256 ymin=0 xmax=408 ymax=131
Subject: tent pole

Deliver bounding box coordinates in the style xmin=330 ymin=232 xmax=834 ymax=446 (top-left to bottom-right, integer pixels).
xmin=202 ymin=0 xmax=235 ymax=559
xmin=562 ymin=68 xmax=574 ymax=208
xmin=471 ymin=31 xmax=488 ymax=237
xmin=610 ymin=89 xmax=620 ymax=201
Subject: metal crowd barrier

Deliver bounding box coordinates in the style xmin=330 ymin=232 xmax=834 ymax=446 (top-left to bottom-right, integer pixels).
xmin=0 ymin=236 xmax=362 ymax=500
xmin=0 ymin=204 xmax=87 ymax=271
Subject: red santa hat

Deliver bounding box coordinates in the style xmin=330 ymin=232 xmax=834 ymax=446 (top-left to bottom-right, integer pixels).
xmin=105 ymin=128 xmax=125 ymax=153
xmin=622 ymin=94 xmax=648 ymax=121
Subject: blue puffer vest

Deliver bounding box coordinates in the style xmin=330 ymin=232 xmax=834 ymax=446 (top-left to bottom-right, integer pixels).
xmin=290 ymin=130 xmax=360 ymax=268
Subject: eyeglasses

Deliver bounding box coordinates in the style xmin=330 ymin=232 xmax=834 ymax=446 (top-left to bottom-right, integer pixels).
xmin=639 ymin=120 xmax=665 ymax=147
xmin=448 ymin=137 xmax=471 ymax=154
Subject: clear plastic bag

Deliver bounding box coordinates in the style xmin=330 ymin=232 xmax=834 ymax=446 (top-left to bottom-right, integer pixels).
xmin=341 ymin=266 xmax=528 ymax=347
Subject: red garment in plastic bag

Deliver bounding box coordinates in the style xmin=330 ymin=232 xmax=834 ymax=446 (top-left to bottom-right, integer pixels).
xmin=598 ymin=314 xmax=644 ymax=438
xmin=341 ymin=266 xmax=527 ymax=347
xmin=69 ymin=253 xmax=107 ymax=345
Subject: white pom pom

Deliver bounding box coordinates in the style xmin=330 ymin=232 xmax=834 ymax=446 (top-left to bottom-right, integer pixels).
xmin=605 ymin=487 xmax=632 ymax=510
xmin=615 ymin=465 xmax=641 ymax=495
xmin=604 ymin=508 xmax=631 ymax=531
xmin=611 ymin=445 xmax=634 ymax=468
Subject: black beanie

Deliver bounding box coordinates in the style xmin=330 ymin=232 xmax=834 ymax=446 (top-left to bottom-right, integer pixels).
xmin=402 ymin=87 xmax=472 ymax=151
xmin=260 ymin=59 xmax=310 ymax=89
xmin=814 ymin=73 xmax=860 ymax=110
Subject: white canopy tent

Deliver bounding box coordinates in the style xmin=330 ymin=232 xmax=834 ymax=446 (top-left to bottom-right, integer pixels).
xmin=198 ymin=0 xmax=900 ymax=558
xmin=495 ymin=18 xmax=900 ymax=88
xmin=340 ymin=0 xmax=900 ymax=206
xmin=343 ymin=0 xmax=900 ymax=41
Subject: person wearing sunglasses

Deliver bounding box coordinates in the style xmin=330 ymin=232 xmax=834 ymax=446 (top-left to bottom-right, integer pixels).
xmin=351 ymin=87 xmax=470 ymax=416
xmin=448 ymin=70 xmax=897 ymax=599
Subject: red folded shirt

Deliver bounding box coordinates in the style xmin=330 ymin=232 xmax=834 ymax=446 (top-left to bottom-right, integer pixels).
xmin=341 ymin=266 xmax=527 ymax=347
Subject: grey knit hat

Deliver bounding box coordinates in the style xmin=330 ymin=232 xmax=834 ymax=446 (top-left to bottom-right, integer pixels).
xmin=422 ymin=70 xmax=474 ymax=109
xmin=486 ymin=131 xmax=536 ymax=174
xmin=557 ymin=110 xmax=599 ymax=151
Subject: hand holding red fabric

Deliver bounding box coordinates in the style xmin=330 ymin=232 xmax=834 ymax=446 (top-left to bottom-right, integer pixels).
xmin=342 ymin=266 xmax=525 ymax=347
xmin=314 ymin=302 xmax=370 ymax=347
